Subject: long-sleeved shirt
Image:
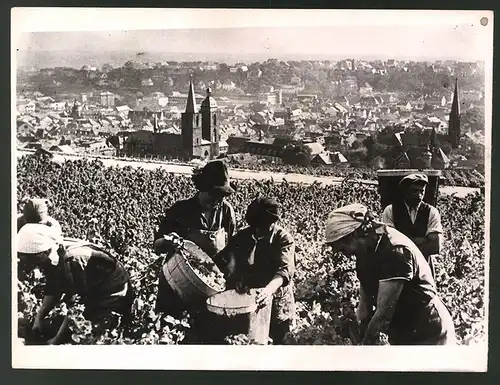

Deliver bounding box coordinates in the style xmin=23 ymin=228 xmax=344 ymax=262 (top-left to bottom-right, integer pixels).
xmin=381 ymin=202 xmax=443 ymax=236
xmin=216 ymin=223 xmax=295 ymax=289
xmin=215 ymin=223 xmax=296 ymax=322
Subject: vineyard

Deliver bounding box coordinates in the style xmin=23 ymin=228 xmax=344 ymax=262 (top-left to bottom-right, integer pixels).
xmin=16 ymin=154 xmax=486 ymax=345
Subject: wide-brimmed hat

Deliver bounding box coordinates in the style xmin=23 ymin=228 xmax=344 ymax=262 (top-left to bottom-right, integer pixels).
xmin=193 ymin=160 xmax=235 ymax=195
xmin=399 ymin=173 xmax=428 ymax=189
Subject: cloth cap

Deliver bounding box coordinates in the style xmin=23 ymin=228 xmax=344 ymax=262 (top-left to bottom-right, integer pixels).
xmin=399 ymin=173 xmax=428 ymax=189
xmin=325 ymin=203 xmax=386 ymax=244
xmin=17 ymin=223 xmax=62 ymax=265
xmin=22 ymin=198 xmax=50 ymax=223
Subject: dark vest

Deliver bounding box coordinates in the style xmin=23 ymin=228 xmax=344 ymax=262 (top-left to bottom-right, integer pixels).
xmin=393 ymin=201 xmax=431 ymax=239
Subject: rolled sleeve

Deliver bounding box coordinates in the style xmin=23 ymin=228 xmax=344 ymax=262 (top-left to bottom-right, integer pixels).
xmin=379 ymin=246 xmax=414 ymax=283
xmin=274 ymin=231 xmax=295 ymax=286
xmin=381 ymin=205 xmax=395 ymax=228
xmin=426 ymin=206 xmax=443 ymax=235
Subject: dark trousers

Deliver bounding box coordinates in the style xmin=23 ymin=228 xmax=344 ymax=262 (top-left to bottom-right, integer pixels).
xmin=270 ymin=319 xmax=291 ymax=345
xmin=155 ymin=272 xmax=188 ymax=318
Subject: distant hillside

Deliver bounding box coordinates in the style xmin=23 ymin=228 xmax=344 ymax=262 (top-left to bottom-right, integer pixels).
xmin=17 ymin=49 xmax=480 ymax=71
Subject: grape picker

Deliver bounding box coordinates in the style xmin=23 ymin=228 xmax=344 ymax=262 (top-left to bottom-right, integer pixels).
xmin=381 ymin=173 xmax=443 ymax=277
xmin=153 ymin=160 xmax=236 ymax=341
xmin=17 ymin=197 xmax=62 ymax=234
xmin=215 ymin=197 xmax=296 ymax=345
xmin=17 ymin=224 xmax=134 ymax=345
xmin=325 ymin=203 xmax=456 ymax=345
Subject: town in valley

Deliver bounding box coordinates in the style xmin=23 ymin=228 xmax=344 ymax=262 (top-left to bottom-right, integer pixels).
xmin=16 ymin=57 xmax=485 ymax=174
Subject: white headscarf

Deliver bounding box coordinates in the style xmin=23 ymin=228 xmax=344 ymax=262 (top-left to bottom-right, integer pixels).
xmin=17 ymin=223 xmax=63 ymax=266
xmin=325 ymin=203 xmax=387 ymax=244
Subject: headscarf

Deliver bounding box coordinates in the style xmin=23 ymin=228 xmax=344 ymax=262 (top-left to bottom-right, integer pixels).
xmin=245 ymin=197 xmax=280 ymax=228
xmin=325 ymin=203 xmax=387 ymax=244
xmin=17 ymin=223 xmax=63 ymax=266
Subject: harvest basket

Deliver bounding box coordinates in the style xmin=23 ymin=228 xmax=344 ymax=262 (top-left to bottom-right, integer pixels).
xmin=377 ymin=169 xmax=442 ymax=209
xmin=162 ymin=240 xmax=224 ymax=304
xmin=206 ymin=289 xmax=272 ymax=345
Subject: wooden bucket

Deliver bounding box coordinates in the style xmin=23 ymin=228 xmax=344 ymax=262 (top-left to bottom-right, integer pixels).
xmin=206 ymin=289 xmax=272 ymax=345
xmin=162 ymin=240 xmax=224 ymax=304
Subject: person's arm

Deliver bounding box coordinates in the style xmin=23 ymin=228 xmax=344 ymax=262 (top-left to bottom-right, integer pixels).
xmin=47 ymin=315 xmax=69 ymax=345
xmin=153 ymin=203 xmax=182 ymax=255
xmin=34 ymin=295 xmax=61 ymax=324
xmin=224 ymin=202 xmax=237 ymax=240
xmin=357 ymin=284 xmax=374 ymax=340
xmin=362 ymin=280 xmax=405 ymax=345
xmin=362 ymin=246 xmax=414 ymax=345
xmin=381 ymin=205 xmax=395 ymax=227
xmin=256 ymin=275 xmax=284 ymax=307
xmin=415 ymin=232 xmax=442 ymax=256
xmin=256 ymin=230 xmax=295 ymax=306
xmin=410 ymin=208 xmax=443 ymax=255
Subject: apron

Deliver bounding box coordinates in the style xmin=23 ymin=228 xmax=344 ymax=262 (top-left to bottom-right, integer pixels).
xmin=155 ymin=206 xmax=228 ymax=315
xmin=184 ymin=206 xmax=228 ymax=257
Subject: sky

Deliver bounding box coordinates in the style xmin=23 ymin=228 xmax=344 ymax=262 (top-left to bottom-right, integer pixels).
xmin=12 ymin=9 xmax=493 ymax=63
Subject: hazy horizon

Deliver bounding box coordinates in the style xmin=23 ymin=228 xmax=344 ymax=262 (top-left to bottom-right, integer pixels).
xmin=15 ymin=24 xmax=490 ymax=69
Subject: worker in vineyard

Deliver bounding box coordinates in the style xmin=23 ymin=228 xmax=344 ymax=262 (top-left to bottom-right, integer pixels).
xmin=17 ymin=197 xmax=62 ymax=234
xmin=215 ymin=197 xmax=295 ymax=345
xmin=381 ymin=174 xmax=443 ymax=276
xmin=17 ymin=223 xmax=134 ymax=345
xmin=153 ymin=160 xmax=236 ymax=336
xmin=325 ymin=203 xmax=456 ymax=345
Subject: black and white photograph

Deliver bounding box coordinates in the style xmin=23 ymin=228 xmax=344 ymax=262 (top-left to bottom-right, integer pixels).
xmin=11 ymin=8 xmax=492 ymax=371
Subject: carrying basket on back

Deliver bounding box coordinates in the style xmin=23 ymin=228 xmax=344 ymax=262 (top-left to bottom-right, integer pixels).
xmin=162 ymin=240 xmax=225 ymax=304
xmin=377 ymin=169 xmax=442 ymax=209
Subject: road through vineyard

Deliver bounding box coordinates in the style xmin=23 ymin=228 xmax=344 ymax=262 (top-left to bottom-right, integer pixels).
xmin=16 ymin=154 xmax=486 ymax=345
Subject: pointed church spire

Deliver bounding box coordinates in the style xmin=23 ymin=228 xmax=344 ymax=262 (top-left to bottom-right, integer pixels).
xmin=430 ymin=127 xmax=437 ymax=151
xmin=185 ymin=75 xmax=197 ymax=113
xmin=448 ymin=78 xmax=461 ymax=148
xmin=451 ymin=77 xmax=460 ymax=116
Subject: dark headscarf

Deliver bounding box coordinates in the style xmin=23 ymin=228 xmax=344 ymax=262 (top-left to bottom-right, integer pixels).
xmin=245 ymin=197 xmax=280 ymax=228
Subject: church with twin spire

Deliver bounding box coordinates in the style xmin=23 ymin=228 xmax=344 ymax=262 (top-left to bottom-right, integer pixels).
xmin=181 ymin=79 xmax=222 ymax=159
xmin=122 ymin=79 xmax=225 ymax=160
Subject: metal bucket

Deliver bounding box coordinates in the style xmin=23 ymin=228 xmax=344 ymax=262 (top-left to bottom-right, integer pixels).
xmin=206 ymin=289 xmax=272 ymax=345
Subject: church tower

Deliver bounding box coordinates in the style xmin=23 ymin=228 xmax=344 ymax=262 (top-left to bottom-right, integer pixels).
xmin=181 ymin=78 xmax=202 ymax=158
xmin=448 ymin=78 xmax=461 ymax=149
xmin=200 ymin=87 xmax=220 ymax=158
